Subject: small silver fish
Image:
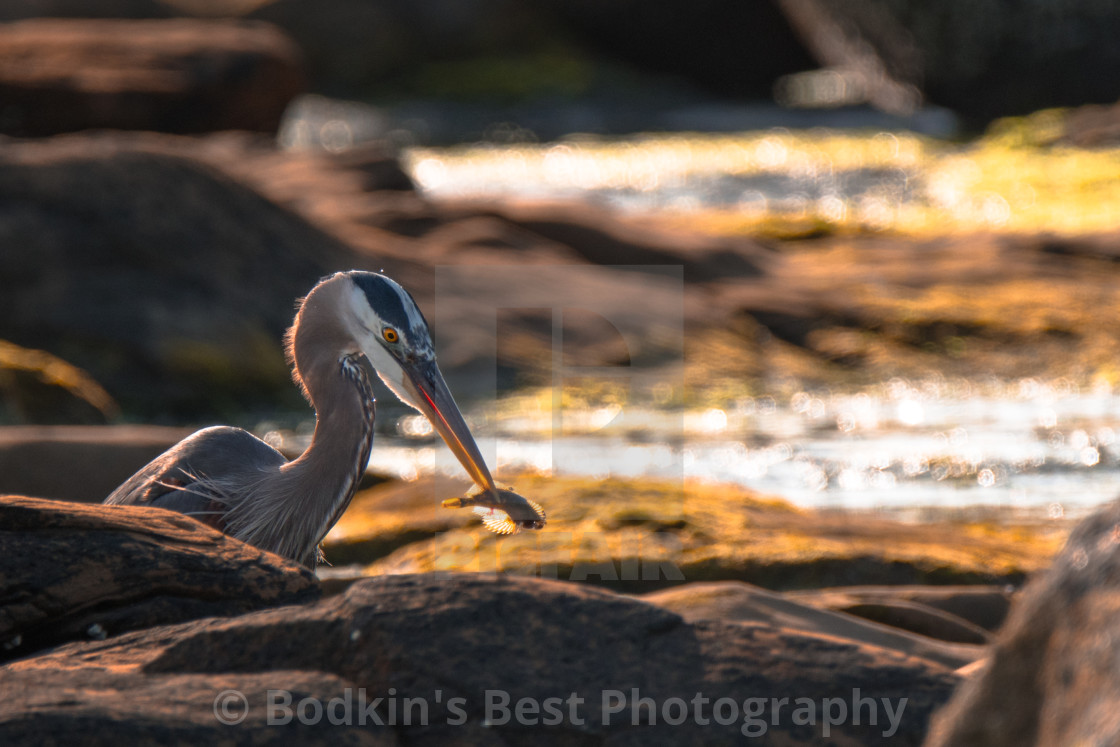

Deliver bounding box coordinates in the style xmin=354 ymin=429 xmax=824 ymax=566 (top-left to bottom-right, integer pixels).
xmin=442 ymin=484 xmax=547 ymax=535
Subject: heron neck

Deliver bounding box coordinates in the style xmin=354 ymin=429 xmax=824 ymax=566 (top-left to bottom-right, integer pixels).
xmin=277 ymin=276 xmax=374 ymax=564
xmin=224 ymin=275 xmax=375 ymax=568
xmin=283 ymin=355 xmax=376 ymax=560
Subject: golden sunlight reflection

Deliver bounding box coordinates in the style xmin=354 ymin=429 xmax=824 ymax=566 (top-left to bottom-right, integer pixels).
xmin=405 ymin=130 xmax=1120 ymax=235
xmin=277 ymin=374 xmax=1120 ymax=518
xmin=397 ymin=414 xmax=435 ymax=439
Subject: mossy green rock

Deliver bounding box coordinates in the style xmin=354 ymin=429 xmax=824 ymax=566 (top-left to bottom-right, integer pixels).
xmin=325 ymin=474 xmax=1068 ymax=593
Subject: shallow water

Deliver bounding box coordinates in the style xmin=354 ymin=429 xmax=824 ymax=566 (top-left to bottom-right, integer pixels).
xmin=275 ymin=378 xmax=1120 ymax=520
xmin=398 ymin=128 xmax=1120 ymax=235
xmin=403 ymin=132 xmax=930 ymax=224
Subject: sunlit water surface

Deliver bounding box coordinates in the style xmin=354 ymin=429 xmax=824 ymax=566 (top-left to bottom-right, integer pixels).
xmin=273 ymin=378 xmax=1120 ymax=521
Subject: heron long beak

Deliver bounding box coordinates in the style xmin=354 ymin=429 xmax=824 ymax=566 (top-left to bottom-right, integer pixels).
xmin=401 ymin=359 xmax=497 ymax=493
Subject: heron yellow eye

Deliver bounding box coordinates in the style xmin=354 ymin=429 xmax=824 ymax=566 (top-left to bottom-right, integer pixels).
xmin=382 ymin=328 xmax=399 ymax=344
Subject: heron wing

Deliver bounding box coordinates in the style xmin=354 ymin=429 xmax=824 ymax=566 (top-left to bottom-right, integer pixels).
xmin=104 ymin=426 xmax=287 ymax=529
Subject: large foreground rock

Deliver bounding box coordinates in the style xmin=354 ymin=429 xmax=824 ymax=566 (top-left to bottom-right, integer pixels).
xmin=925 ymin=498 xmax=1120 ymax=746
xmin=0 ymin=573 xmax=958 ymax=745
xmin=0 ymin=495 xmax=318 ymax=662
xmin=0 ymin=18 xmax=304 ymax=136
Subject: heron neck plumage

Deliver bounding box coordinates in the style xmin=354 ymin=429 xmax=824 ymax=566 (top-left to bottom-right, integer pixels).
xmin=285 ymin=354 xmax=375 ymax=552
xmin=272 ymin=276 xmax=376 ymax=565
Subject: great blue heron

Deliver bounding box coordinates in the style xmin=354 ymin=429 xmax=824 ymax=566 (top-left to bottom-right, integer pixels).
xmin=106 ymin=270 xmax=543 ymax=568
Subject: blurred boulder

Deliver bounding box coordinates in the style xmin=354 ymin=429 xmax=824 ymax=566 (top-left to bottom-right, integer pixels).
xmin=0 ymin=495 xmax=318 ymax=662
xmin=0 ymin=133 xmax=366 ymax=419
xmin=0 ymin=18 xmax=304 ymax=135
xmin=925 ymin=499 xmax=1120 ymax=746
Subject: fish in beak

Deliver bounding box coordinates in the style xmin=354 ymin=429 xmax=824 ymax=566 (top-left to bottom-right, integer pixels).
xmin=442 ymin=484 xmax=547 ymax=535
xmin=396 ymin=358 xmax=547 ymax=534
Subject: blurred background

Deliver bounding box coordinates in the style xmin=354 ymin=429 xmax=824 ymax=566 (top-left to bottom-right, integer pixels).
xmin=2 ymin=0 xmax=1120 ymax=536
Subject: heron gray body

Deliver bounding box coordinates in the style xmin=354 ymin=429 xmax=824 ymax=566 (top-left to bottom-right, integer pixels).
xmin=106 ymin=271 xmax=493 ymax=568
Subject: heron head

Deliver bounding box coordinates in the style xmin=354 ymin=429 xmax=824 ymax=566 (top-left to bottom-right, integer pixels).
xmin=346 ymin=271 xmax=435 ymax=369
xmin=343 ymin=271 xmax=496 ymax=492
